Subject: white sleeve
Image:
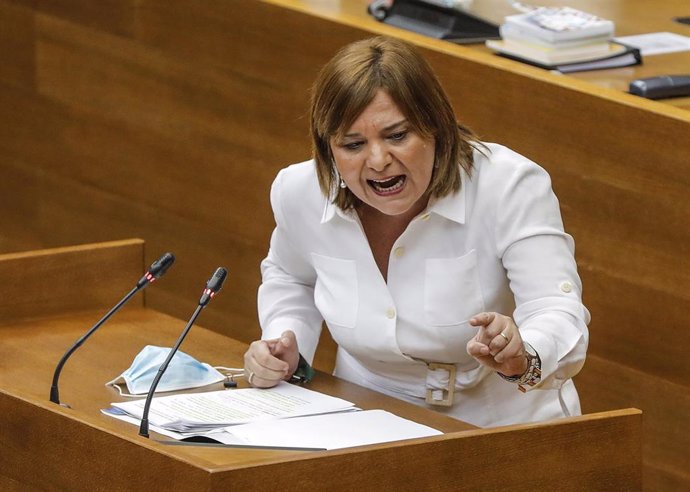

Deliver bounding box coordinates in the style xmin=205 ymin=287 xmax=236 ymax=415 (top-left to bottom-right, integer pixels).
xmin=494 ymin=157 xmax=590 ymax=390
xmin=257 ymin=169 xmax=323 ymax=363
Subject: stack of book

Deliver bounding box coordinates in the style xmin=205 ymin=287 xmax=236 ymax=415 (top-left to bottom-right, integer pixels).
xmin=486 ymin=7 xmax=642 ymax=73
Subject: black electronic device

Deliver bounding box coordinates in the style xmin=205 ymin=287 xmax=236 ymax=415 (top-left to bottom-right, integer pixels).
xmin=629 ymin=75 xmax=690 ymax=99
xmin=49 ymin=252 xmax=175 ymax=406
xmin=369 ymin=0 xmax=500 ymax=44
xmin=139 ymin=266 xmax=228 ymax=438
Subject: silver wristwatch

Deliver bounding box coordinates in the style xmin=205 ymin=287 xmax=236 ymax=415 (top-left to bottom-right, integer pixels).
xmin=498 ymin=342 xmax=542 ymax=393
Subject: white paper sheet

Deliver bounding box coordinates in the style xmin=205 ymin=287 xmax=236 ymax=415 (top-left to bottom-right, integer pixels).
xmin=614 ymin=32 xmax=690 ymax=56
xmin=221 ymin=409 xmax=443 ymax=450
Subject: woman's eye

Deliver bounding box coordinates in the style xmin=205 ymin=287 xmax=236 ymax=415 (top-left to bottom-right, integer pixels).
xmin=389 ymin=131 xmax=408 ymax=141
xmin=343 ymin=141 xmax=363 ymax=150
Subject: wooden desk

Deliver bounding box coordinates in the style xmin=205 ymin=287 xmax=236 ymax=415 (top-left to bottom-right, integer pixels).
xmin=0 ymin=241 xmax=641 ymax=490
xmin=282 ymin=0 xmax=690 ymax=109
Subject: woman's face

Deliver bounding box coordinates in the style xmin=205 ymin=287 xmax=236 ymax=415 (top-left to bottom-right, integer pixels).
xmin=330 ymin=90 xmax=435 ymax=218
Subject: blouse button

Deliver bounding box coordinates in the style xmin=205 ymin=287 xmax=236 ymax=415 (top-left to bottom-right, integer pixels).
xmin=386 ymin=308 xmax=396 ymax=319
xmin=559 ymin=281 xmax=573 ymax=293
xmin=394 ymin=247 xmax=405 ymax=258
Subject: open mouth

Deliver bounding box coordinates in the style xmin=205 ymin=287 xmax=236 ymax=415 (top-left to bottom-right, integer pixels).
xmin=367 ymin=175 xmax=406 ymax=195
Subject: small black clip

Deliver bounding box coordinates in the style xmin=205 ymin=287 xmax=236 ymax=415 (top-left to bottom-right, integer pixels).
xmin=223 ymin=374 xmax=238 ymax=389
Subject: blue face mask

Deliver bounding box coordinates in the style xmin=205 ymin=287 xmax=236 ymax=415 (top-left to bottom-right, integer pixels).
xmin=106 ymin=345 xmax=225 ymax=396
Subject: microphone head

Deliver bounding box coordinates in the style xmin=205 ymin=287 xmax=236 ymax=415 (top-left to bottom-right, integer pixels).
xmin=137 ymin=252 xmax=175 ymax=288
xmin=148 ymin=252 xmax=175 ymax=279
xmin=206 ymin=267 xmax=228 ymax=293
xmin=199 ymin=267 xmax=228 ymax=306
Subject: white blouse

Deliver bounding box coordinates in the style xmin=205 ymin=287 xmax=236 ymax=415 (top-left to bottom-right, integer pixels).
xmin=258 ymin=143 xmax=590 ymax=427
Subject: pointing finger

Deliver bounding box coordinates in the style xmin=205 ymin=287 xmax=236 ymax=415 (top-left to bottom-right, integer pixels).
xmin=469 ymin=312 xmax=495 ymax=327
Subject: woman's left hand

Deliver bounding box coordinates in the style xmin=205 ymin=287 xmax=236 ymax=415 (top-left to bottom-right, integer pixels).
xmin=466 ymin=312 xmax=528 ymax=377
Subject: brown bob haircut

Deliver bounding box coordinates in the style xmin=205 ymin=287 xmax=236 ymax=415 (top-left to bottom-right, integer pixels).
xmin=310 ymin=36 xmax=478 ymax=210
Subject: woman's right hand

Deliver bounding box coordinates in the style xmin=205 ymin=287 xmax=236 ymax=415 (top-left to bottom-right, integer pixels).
xmin=243 ymin=330 xmax=299 ymax=388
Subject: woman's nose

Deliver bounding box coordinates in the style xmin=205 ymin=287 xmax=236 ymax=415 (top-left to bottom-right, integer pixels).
xmin=366 ymin=142 xmax=391 ymax=172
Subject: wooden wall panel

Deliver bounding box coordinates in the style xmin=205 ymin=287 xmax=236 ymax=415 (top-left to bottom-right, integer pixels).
xmin=26 ymin=12 xmax=316 ymax=340
xmin=0 ymin=158 xmax=43 ymax=253
xmin=0 ymin=1 xmax=35 ymax=89
xmin=579 ymin=267 xmax=689 ymax=388
xmin=35 ymin=0 xmax=137 ymax=38
xmin=35 ymin=14 xmax=304 ymax=162
xmin=577 ymin=355 xmax=690 ymax=489
xmin=134 ymin=0 xmax=357 ymax=94
xmin=0 ymin=86 xmax=48 ymax=252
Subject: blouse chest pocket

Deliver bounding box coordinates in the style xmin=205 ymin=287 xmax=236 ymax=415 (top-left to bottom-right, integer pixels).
xmin=311 ymin=253 xmax=358 ymax=329
xmin=424 ymin=250 xmax=485 ymax=326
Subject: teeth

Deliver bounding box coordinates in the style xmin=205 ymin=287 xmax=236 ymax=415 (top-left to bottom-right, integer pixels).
xmin=369 ymin=176 xmax=405 ymax=193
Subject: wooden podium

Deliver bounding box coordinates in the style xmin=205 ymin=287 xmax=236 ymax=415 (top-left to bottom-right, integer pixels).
xmin=0 ymin=239 xmax=641 ymax=490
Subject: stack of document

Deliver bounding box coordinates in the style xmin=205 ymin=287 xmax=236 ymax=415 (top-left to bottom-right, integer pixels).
xmin=106 ymin=382 xmax=356 ymax=433
xmin=103 ymin=382 xmax=442 ymax=450
xmin=486 ymin=7 xmax=642 ymax=73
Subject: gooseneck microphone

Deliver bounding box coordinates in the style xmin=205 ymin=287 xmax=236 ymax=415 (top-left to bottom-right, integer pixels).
xmin=139 ymin=267 xmax=228 ymax=438
xmin=49 ymin=252 xmax=175 ymax=406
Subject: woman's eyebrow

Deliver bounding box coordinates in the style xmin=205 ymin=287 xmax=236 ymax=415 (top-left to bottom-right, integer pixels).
xmin=383 ymin=119 xmax=408 ymax=131
xmin=342 ymin=119 xmax=408 ymax=138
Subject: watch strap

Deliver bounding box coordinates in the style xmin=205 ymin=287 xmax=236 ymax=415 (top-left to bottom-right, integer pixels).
xmin=289 ymin=353 xmax=315 ymax=384
xmin=498 ymin=342 xmax=542 ymax=393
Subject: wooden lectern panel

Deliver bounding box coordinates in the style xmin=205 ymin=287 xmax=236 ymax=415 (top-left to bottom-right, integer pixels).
xmin=0 ymin=309 xmax=642 ymax=491
xmin=0 ymin=238 xmax=144 ymax=324
xmin=0 ymin=241 xmax=642 ymax=490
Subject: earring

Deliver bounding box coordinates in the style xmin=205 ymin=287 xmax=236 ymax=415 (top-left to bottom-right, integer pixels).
xmin=333 ymin=162 xmax=347 ymax=190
